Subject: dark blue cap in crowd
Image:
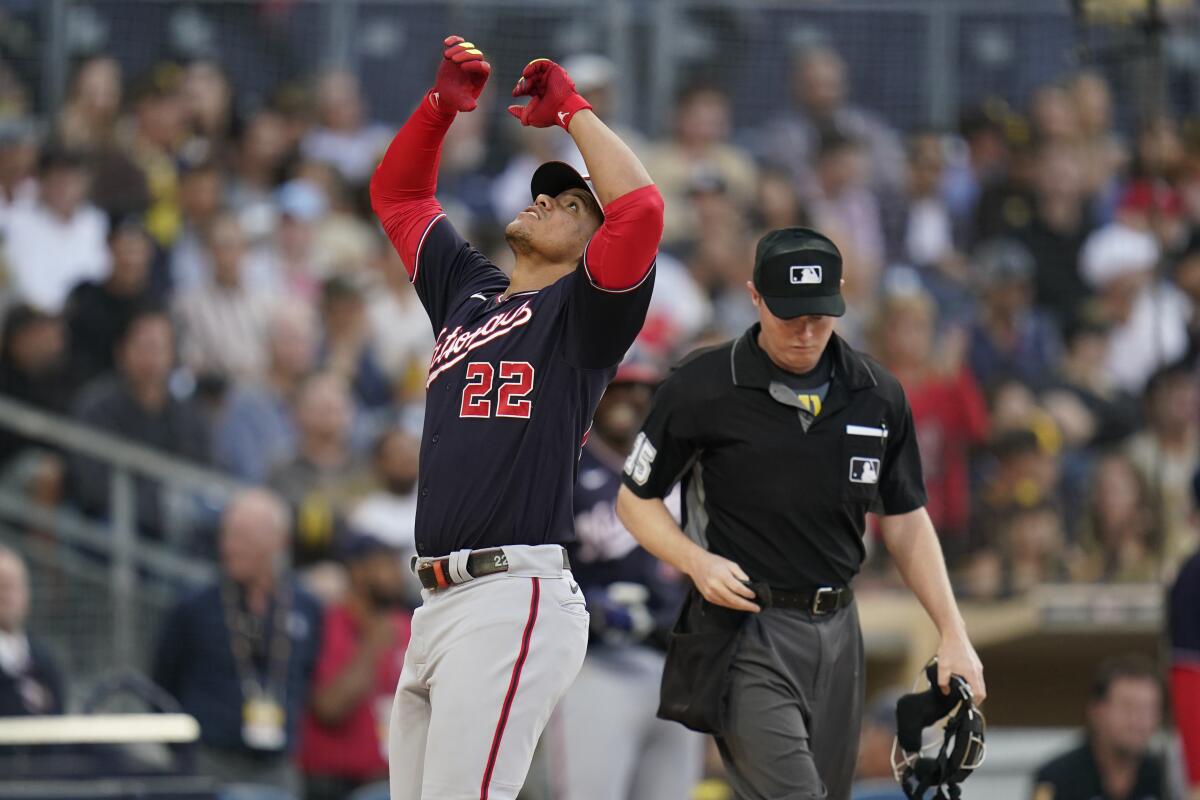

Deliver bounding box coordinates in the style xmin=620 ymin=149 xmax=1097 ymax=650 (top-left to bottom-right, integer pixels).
xmin=338 ymin=531 xmax=402 ymax=564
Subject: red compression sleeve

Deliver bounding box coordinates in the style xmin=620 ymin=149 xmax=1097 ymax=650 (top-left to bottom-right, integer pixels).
xmin=582 ymin=184 xmax=664 ymax=291
xmin=369 ymin=91 xmax=456 ymax=278
xmin=1172 ymin=664 xmax=1200 ymax=787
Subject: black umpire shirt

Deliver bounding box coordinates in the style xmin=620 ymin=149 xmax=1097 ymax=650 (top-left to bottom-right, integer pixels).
xmin=620 ymin=325 xmax=926 ymax=590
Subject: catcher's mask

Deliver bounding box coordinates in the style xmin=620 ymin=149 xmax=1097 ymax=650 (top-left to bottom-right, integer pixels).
xmin=891 ymin=659 xmax=986 ymax=800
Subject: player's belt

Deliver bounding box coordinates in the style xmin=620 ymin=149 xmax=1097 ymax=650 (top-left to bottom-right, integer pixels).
xmin=751 ymin=584 xmax=853 ymax=615
xmin=415 ymin=547 xmax=571 ymax=591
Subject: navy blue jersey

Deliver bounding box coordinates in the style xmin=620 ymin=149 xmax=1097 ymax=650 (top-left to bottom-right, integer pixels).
xmin=569 ymin=442 xmax=684 ymax=624
xmin=411 ymin=217 xmax=654 ymax=556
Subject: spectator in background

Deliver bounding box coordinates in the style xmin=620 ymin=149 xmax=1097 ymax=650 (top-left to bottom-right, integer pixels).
xmin=348 ymin=429 xmax=420 ymax=561
xmin=808 ymin=130 xmax=885 ymax=307
xmin=258 ymin=178 xmax=330 ymax=304
xmin=1124 ymin=363 xmax=1199 ymax=574
xmin=1006 ymin=144 xmax=1095 ymax=328
xmin=301 ymin=70 xmax=390 ymax=188
xmin=1071 ymin=452 xmax=1160 ymax=584
xmin=169 ymin=160 xmax=227 ymax=292
xmin=64 ymin=216 xmax=162 ymax=389
xmin=227 ymin=110 xmax=292 ymax=225
xmin=851 ymin=691 xmax=906 ymax=800
xmin=1027 ymin=83 xmax=1080 ymax=147
xmin=981 ymin=500 xmax=1067 ymax=597
xmin=681 ymin=176 xmax=756 ymax=337
xmin=1174 ymin=232 xmax=1200 ymax=359
xmin=0 ymin=546 xmax=64 ymax=717
xmin=363 ymin=239 xmax=435 ymax=398
xmin=57 ymin=55 xmax=123 ymax=151
xmin=180 ymin=60 xmax=234 ymax=163
xmin=173 ymin=213 xmax=274 ymax=382
xmin=1169 ymin=479 xmax=1200 ymax=797
xmin=1069 ymin=71 xmax=1125 ymax=216
xmin=57 ymin=55 xmax=150 ymax=225
xmin=317 ymin=276 xmax=391 ymax=410
xmin=1080 ymin=224 xmax=1191 ymax=394
xmin=0 ymin=306 xmax=73 ymax=467
xmin=212 ymin=301 xmax=317 ymax=484
xmin=646 ymin=83 xmax=757 ymax=249
xmin=4 ymin=147 xmax=109 ymax=313
xmin=968 ymin=426 xmax=1059 ymax=555
xmin=300 ymin=533 xmax=412 ymax=800
xmin=1048 ymin=313 xmax=1140 ymax=449
xmin=967 ymin=238 xmax=1062 ymax=391
xmin=755 ymin=44 xmax=906 ymax=199
xmin=153 ymin=490 xmax=320 ymax=796
xmin=0 ymin=120 xmax=38 ymax=231
xmin=1119 ymin=118 xmax=1187 ymax=251
xmin=869 ymin=288 xmax=987 ymax=557
xmin=886 ymin=132 xmax=964 ymax=285
xmin=268 ymin=373 xmax=370 ymax=565
xmin=70 ymin=308 xmax=208 ymax=539
xmin=1032 ymin=655 xmax=1164 ymax=800
xmin=942 ymin=103 xmax=1011 ymax=246
xmin=120 ymin=67 xmax=187 ymax=246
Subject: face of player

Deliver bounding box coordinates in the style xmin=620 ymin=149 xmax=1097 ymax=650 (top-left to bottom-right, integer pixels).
xmin=748 ymin=282 xmax=837 ymax=374
xmin=594 ymin=382 xmax=653 ymax=453
xmin=1089 ymin=676 xmax=1161 ymax=759
xmin=355 ymin=551 xmax=409 ymax=609
xmin=504 ymin=189 xmax=602 ymax=265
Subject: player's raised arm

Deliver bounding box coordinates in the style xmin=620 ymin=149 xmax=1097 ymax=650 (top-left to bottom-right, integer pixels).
xmin=369 ymin=35 xmax=490 ymax=277
xmin=508 ymin=59 xmax=664 ymax=293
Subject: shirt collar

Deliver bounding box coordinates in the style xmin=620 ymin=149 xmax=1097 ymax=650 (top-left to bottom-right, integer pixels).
xmin=730 ymin=324 xmax=876 ymax=392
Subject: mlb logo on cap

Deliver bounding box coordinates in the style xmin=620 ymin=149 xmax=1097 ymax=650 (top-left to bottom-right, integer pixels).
xmin=790 ymin=265 xmax=823 ymax=285
xmin=849 ymin=457 xmax=880 ymax=484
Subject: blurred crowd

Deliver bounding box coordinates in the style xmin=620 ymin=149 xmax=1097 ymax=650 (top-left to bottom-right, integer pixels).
xmin=0 ymin=31 xmax=1198 ymax=800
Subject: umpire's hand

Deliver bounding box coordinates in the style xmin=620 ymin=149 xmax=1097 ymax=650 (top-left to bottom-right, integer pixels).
xmin=937 ymin=633 xmax=987 ymax=704
xmin=687 ymin=551 xmax=761 ymax=613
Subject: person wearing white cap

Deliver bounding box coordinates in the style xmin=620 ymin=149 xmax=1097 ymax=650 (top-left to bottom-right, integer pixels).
xmin=1079 ymin=223 xmax=1192 ymax=393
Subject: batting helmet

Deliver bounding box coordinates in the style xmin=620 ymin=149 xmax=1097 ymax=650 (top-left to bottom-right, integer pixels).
xmin=891 ymin=659 xmax=987 ymax=800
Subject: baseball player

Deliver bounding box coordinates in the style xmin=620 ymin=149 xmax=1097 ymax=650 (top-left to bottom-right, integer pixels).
xmin=550 ymin=359 xmax=704 ymax=800
xmin=370 ymin=36 xmax=663 ymax=800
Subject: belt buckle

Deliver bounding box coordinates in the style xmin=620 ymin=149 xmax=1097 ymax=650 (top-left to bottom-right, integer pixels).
xmin=812 ymin=587 xmax=836 ymax=615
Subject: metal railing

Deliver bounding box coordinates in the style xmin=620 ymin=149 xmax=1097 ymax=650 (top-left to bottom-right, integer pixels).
xmin=0 ymin=394 xmax=237 ymax=685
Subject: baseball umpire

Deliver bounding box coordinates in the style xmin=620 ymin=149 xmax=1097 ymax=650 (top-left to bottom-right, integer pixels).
xmin=371 ymin=36 xmax=662 ymax=800
xmin=616 ymin=227 xmax=986 ymax=800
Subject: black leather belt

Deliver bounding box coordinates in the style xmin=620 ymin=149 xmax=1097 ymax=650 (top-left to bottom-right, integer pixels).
xmin=747 ymin=583 xmax=854 ymax=615
xmin=415 ymin=547 xmax=570 ymax=591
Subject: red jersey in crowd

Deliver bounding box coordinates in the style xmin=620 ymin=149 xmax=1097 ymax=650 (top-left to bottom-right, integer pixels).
xmin=904 ymin=368 xmax=988 ymax=539
xmin=299 ymin=604 xmax=411 ymax=782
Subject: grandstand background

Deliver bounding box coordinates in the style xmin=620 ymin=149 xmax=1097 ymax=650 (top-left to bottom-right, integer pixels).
xmin=0 ymin=0 xmax=1197 ymax=798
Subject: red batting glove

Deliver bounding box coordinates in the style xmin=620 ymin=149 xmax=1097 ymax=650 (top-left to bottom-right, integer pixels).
xmin=507 ymin=58 xmax=592 ymax=130
xmin=429 ymin=35 xmax=491 ymax=114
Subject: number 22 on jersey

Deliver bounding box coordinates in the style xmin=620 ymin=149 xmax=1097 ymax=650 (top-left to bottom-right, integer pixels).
xmin=459 ymin=361 xmax=535 ymax=419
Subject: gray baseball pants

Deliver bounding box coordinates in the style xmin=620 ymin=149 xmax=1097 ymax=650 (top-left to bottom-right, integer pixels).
xmin=388 ymin=545 xmax=589 ymax=800
xmin=716 ymin=601 xmax=864 ymax=800
xmin=551 ymin=645 xmax=704 ymax=800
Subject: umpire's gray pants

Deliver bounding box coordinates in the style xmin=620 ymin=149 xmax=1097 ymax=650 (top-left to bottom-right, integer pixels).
xmin=716 ymin=601 xmax=863 ymax=800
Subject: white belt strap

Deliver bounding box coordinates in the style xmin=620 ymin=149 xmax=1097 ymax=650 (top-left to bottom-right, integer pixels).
xmin=447 ymin=549 xmax=473 ymax=585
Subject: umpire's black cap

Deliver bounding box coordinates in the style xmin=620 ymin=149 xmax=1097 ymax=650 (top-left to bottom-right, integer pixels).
xmin=531 ymin=161 xmax=604 ymax=220
xmin=752 ymin=227 xmax=845 ymax=319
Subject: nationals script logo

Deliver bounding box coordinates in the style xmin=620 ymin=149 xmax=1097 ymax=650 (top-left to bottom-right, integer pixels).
xmin=426 ymin=301 xmax=535 ymax=388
